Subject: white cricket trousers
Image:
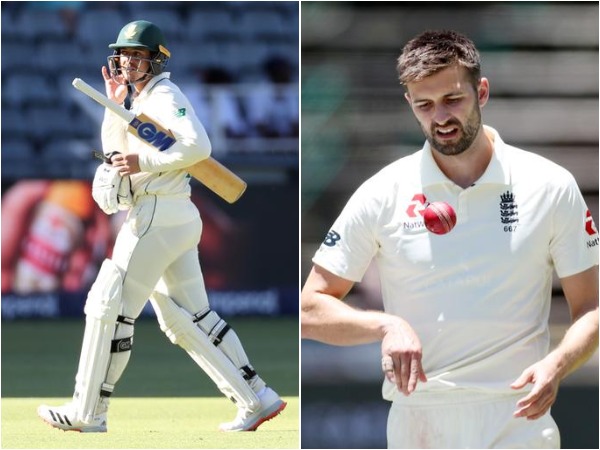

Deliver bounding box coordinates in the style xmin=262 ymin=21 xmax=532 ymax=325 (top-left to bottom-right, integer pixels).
xmin=111 ymin=194 xmax=209 ymax=319
xmin=387 ymin=390 xmax=560 ymax=449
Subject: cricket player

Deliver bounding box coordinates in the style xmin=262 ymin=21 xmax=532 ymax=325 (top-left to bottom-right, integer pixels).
xmin=301 ymin=30 xmax=598 ymax=448
xmin=38 ymin=20 xmax=286 ymax=433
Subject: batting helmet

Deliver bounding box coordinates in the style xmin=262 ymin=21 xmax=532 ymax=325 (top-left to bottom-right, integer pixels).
xmin=107 ymin=20 xmax=171 ymax=82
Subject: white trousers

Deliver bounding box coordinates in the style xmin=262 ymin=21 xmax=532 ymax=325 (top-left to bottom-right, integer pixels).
xmin=387 ymin=391 xmax=560 ymax=449
xmin=111 ymin=195 xmax=209 ymax=319
xmin=97 ymin=194 xmax=262 ymax=404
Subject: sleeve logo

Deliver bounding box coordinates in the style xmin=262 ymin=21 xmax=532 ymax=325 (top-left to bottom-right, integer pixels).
xmin=323 ymin=230 xmax=341 ymax=247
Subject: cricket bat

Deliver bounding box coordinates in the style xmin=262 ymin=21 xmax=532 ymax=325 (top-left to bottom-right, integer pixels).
xmin=72 ymin=78 xmax=247 ymax=204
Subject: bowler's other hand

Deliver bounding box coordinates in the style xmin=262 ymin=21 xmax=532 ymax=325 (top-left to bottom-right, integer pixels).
xmin=510 ymin=359 xmax=560 ymax=420
xmin=381 ymin=318 xmax=427 ymax=396
xmin=111 ymin=153 xmax=140 ymax=175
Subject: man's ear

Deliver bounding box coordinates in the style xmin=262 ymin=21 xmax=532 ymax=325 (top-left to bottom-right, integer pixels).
xmin=404 ymin=92 xmax=411 ymax=104
xmin=478 ymin=78 xmax=490 ymax=107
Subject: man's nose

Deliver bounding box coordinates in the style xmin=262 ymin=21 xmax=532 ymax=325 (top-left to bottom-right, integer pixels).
xmin=433 ymin=105 xmax=451 ymax=125
xmin=121 ymin=55 xmax=136 ymax=65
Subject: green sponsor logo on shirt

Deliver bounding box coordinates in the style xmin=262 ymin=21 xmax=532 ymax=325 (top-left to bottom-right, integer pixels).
xmin=175 ymin=108 xmax=186 ymax=117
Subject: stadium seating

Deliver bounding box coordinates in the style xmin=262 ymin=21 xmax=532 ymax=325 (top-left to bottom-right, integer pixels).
xmin=186 ymin=9 xmax=239 ymax=42
xmin=3 ymin=73 xmax=58 ymax=108
xmin=1 ymin=2 xmax=299 ymax=179
xmin=1 ymin=137 xmax=39 ymax=178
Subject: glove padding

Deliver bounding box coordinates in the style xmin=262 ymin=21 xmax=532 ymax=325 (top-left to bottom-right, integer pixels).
xmin=92 ymin=163 xmax=133 ymax=215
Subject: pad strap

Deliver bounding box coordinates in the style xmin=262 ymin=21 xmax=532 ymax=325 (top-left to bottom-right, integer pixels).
xmin=100 ymin=383 xmax=114 ymax=398
xmin=117 ymin=315 xmax=135 ymax=325
xmin=193 ymin=308 xmax=231 ymax=346
xmin=111 ymin=315 xmax=135 ymax=352
xmin=240 ymin=365 xmax=257 ymax=380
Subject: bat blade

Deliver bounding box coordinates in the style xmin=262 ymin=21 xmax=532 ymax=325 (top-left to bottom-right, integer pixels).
xmin=187 ymin=158 xmax=247 ymax=203
xmin=72 ymin=78 xmax=247 ymax=203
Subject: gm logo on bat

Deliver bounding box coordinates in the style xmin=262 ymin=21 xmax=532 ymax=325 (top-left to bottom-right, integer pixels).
xmin=130 ymin=117 xmax=175 ymax=151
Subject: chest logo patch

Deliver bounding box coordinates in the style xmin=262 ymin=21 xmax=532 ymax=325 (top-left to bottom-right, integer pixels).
xmin=406 ymin=194 xmax=427 ymax=217
xmin=500 ymin=190 xmax=519 ymax=232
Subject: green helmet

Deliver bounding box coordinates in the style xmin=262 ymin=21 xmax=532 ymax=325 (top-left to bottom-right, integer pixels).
xmin=110 ymin=20 xmax=167 ymax=52
xmin=107 ymin=20 xmax=171 ymax=82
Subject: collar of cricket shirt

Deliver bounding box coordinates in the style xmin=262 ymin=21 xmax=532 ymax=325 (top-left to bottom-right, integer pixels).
xmin=420 ymin=125 xmax=511 ymax=188
xmin=134 ymin=72 xmax=171 ymax=103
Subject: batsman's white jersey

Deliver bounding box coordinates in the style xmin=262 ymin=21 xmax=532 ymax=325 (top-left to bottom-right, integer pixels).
xmin=98 ymin=72 xmax=213 ymax=320
xmin=313 ymin=126 xmax=599 ymax=399
xmin=102 ymin=72 xmax=211 ymax=199
xmin=87 ymin=72 xmax=266 ymax=414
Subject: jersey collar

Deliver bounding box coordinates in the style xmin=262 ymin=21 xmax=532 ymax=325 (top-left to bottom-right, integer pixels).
xmin=420 ymin=125 xmax=511 ymax=187
xmin=134 ymin=72 xmax=171 ymax=102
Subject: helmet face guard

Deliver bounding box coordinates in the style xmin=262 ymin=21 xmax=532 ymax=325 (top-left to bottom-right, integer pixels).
xmin=107 ymin=48 xmax=169 ymax=85
xmin=107 ymin=20 xmax=170 ymax=85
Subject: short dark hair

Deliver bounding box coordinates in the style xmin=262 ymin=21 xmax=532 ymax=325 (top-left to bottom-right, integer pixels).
xmin=397 ymin=30 xmax=481 ymax=87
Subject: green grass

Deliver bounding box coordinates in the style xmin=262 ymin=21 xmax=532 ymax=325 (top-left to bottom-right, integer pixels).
xmin=2 ymin=397 xmax=298 ymax=449
xmin=1 ymin=318 xmax=299 ymax=448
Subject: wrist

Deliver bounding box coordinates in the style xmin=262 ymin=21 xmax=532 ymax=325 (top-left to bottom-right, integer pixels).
xmin=378 ymin=314 xmax=403 ymax=340
xmin=542 ymin=351 xmax=568 ymax=380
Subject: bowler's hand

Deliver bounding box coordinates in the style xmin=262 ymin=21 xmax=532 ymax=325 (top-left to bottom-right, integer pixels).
xmin=381 ymin=318 xmax=427 ymax=396
xmin=111 ymin=153 xmax=140 ymax=175
xmin=510 ymin=359 xmax=560 ymax=420
xmin=102 ymin=65 xmax=128 ymax=105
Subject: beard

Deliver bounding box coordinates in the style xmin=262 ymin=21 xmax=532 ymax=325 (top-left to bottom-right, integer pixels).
xmin=423 ymin=104 xmax=482 ymax=156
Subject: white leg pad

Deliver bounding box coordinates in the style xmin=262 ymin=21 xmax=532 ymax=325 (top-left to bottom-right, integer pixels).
xmin=150 ymin=293 xmax=259 ymax=410
xmin=73 ymin=259 xmax=123 ymax=424
xmin=193 ymin=308 xmax=266 ymax=393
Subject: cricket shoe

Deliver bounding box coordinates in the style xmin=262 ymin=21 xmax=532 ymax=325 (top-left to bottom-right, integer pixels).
xmin=219 ymin=386 xmax=287 ymax=432
xmin=37 ymin=403 xmax=107 ymax=433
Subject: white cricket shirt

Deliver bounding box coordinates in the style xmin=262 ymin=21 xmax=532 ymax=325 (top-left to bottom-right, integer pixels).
xmin=101 ymin=73 xmax=211 ymax=199
xmin=313 ymin=126 xmax=599 ymax=398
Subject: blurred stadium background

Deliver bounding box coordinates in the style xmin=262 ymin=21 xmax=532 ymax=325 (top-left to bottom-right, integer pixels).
xmin=301 ymin=2 xmax=598 ymax=449
xmin=1 ymin=0 xmax=298 ymax=431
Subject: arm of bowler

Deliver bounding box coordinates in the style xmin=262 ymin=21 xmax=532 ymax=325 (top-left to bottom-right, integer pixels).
xmin=301 ymin=264 xmax=427 ymax=395
xmin=511 ymin=266 xmax=598 ymax=419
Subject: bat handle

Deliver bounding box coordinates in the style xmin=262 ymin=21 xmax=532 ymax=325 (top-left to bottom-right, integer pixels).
xmin=92 ymin=150 xmax=120 ymax=164
xmin=91 ymin=150 xmax=110 ymax=163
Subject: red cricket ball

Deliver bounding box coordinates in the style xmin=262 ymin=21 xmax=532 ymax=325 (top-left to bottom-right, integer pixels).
xmin=423 ymin=201 xmax=457 ymax=235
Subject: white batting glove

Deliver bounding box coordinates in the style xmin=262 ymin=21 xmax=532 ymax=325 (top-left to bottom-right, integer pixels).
xmin=92 ymin=161 xmax=132 ymax=215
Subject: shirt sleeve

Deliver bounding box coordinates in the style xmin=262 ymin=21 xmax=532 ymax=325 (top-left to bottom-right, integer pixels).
xmin=549 ymin=170 xmax=599 ymax=278
xmin=138 ymin=87 xmax=211 ymax=173
xmin=101 ymin=109 xmax=128 ymax=155
xmin=312 ymin=180 xmax=380 ymax=282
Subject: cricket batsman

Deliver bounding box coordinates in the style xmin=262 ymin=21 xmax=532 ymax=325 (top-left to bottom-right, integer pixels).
xmin=37 ymin=20 xmax=286 ymax=432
